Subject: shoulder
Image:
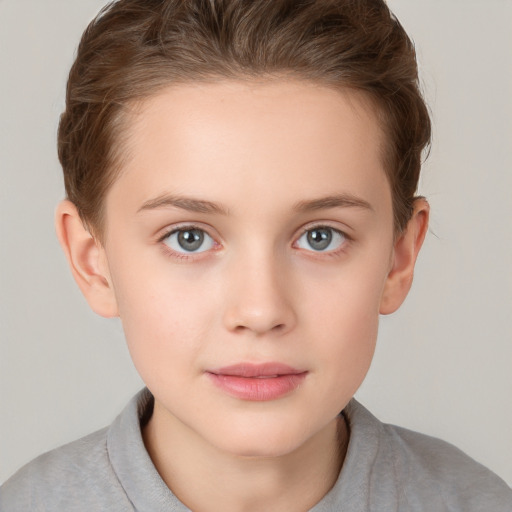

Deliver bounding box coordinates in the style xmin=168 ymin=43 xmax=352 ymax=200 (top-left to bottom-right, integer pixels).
xmin=0 ymin=427 xmax=132 ymax=512
xmin=385 ymin=422 xmax=512 ymax=510
xmin=344 ymin=400 xmax=512 ymax=511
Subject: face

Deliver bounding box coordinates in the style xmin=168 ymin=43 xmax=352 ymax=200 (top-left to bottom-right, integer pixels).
xmin=100 ymin=80 xmax=396 ymax=457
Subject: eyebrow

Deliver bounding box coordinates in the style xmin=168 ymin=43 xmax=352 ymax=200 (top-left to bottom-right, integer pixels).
xmin=138 ymin=194 xmax=229 ymax=215
xmin=293 ymin=194 xmax=374 ymax=213
xmin=137 ymin=192 xmax=373 ymax=216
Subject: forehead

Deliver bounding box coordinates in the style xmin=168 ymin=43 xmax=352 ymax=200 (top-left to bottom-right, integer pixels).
xmin=108 ymin=79 xmax=390 ymax=219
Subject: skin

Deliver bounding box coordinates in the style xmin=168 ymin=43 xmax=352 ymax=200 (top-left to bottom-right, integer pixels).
xmin=56 ymin=79 xmax=429 ymax=512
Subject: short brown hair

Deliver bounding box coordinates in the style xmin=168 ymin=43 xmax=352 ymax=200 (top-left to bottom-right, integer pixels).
xmin=58 ymin=0 xmax=431 ymax=238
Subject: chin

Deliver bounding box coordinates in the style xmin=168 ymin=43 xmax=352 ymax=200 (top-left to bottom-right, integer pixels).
xmin=206 ymin=416 xmax=318 ymax=459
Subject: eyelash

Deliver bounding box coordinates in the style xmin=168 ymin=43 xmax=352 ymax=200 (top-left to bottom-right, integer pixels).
xmin=294 ymin=224 xmax=351 ymax=258
xmin=158 ymin=224 xmax=219 ymax=261
xmin=158 ymin=223 xmax=351 ymax=261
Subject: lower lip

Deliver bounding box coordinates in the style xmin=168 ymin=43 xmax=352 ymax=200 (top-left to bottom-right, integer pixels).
xmin=207 ymin=372 xmax=307 ymax=401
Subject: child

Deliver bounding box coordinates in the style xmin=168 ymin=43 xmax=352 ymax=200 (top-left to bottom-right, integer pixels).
xmin=1 ymin=0 xmax=511 ymax=510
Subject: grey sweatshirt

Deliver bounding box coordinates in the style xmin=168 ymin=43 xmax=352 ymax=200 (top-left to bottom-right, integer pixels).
xmin=1 ymin=388 xmax=511 ymax=511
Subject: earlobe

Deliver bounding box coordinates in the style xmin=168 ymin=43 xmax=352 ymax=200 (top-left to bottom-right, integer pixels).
xmin=379 ymin=198 xmax=430 ymax=315
xmin=55 ymin=200 xmax=118 ymax=318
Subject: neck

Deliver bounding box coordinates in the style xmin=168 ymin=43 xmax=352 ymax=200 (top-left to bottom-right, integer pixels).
xmin=143 ymin=402 xmax=348 ymax=512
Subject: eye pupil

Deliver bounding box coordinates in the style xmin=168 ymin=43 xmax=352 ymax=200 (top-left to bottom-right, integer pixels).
xmin=178 ymin=229 xmax=204 ymax=251
xmin=307 ymin=228 xmax=332 ymax=251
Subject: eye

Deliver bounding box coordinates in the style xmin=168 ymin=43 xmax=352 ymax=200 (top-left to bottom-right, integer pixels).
xmin=296 ymin=226 xmax=346 ymax=252
xmin=163 ymin=227 xmax=215 ymax=254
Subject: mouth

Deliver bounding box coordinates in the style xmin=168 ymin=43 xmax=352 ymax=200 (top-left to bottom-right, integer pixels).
xmin=206 ymin=363 xmax=308 ymax=401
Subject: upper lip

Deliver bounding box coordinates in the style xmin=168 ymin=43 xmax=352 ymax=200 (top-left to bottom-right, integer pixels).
xmin=208 ymin=363 xmax=306 ymax=378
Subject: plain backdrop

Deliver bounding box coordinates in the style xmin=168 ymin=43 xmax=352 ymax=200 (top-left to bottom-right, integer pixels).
xmin=1 ymin=0 xmax=511 ymax=486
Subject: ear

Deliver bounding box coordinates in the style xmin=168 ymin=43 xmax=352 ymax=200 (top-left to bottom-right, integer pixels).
xmin=379 ymin=198 xmax=430 ymax=315
xmin=55 ymin=200 xmax=118 ymax=318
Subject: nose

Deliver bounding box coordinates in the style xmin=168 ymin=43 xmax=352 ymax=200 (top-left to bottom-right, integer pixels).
xmin=222 ymin=251 xmax=297 ymax=336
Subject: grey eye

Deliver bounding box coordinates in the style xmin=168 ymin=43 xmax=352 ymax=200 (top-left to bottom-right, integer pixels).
xmin=164 ymin=228 xmax=214 ymax=253
xmin=296 ymin=227 xmax=346 ymax=252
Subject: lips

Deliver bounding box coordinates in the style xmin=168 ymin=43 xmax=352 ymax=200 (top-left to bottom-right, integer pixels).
xmin=206 ymin=363 xmax=307 ymax=401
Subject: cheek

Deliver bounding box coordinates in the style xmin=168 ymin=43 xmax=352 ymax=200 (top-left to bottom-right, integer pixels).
xmin=315 ymin=287 xmax=379 ymax=377
xmin=300 ymin=247 xmax=389 ymax=330
xmin=109 ymin=259 xmax=219 ymax=382
xmin=298 ymin=251 xmax=390 ymax=391
xmin=309 ymin=296 xmax=379 ymax=415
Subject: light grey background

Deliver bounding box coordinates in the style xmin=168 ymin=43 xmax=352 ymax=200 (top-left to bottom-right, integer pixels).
xmin=1 ymin=0 xmax=511 ymax=486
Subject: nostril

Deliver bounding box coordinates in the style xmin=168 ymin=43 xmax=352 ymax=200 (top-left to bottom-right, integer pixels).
xmin=231 ymin=321 xmax=286 ymax=335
